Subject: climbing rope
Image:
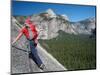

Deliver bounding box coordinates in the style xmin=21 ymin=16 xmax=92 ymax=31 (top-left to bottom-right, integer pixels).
xmin=12 ymin=45 xmax=30 ymax=53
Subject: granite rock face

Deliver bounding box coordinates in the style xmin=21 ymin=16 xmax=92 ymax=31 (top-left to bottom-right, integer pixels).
xmin=11 ymin=17 xmax=67 ymax=74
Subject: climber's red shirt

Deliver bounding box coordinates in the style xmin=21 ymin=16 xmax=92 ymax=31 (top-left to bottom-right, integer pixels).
xmin=20 ymin=18 xmax=38 ymax=41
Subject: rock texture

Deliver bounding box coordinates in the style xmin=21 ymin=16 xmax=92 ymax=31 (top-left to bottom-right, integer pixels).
xmin=11 ymin=17 xmax=67 ymax=74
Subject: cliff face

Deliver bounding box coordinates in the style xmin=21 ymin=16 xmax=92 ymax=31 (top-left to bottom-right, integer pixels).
xmin=71 ymin=18 xmax=96 ymax=34
xmin=11 ymin=17 xmax=67 ymax=74
xmin=11 ymin=17 xmax=30 ymax=73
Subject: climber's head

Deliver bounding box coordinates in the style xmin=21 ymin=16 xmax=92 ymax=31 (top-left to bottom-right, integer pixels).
xmin=25 ymin=17 xmax=32 ymax=24
xmin=24 ymin=17 xmax=32 ymax=28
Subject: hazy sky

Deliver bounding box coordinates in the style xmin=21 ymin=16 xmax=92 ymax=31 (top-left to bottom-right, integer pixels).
xmin=12 ymin=1 xmax=96 ymax=22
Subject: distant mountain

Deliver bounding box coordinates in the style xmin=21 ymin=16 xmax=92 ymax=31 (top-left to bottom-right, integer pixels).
xmin=45 ymin=9 xmax=56 ymax=18
xmin=71 ymin=17 xmax=96 ymax=34
xmin=12 ymin=9 xmax=96 ymax=39
xmin=61 ymin=14 xmax=69 ymax=21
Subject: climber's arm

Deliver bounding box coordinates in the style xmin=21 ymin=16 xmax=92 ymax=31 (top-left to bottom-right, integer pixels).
xmin=12 ymin=32 xmax=23 ymax=45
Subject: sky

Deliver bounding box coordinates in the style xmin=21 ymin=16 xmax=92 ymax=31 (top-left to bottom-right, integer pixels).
xmin=12 ymin=1 xmax=96 ymax=22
